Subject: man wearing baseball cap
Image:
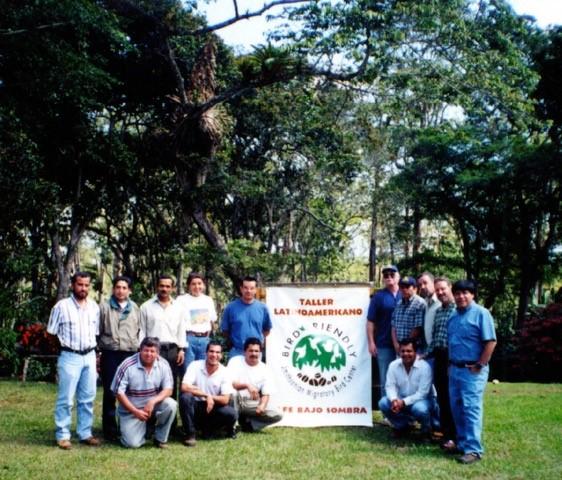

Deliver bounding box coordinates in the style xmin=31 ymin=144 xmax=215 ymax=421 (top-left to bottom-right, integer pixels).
xmin=367 ymin=265 xmax=402 ymax=402
xmin=391 ymin=275 xmax=426 ymax=354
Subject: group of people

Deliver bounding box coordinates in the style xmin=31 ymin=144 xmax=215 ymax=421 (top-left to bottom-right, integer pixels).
xmin=46 ymin=267 xmax=497 ymax=465
xmin=367 ymin=266 xmax=497 ymax=465
xmin=47 ymin=272 xmax=280 ymax=449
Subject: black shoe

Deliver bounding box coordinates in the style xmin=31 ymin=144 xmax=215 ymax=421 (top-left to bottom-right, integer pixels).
xmin=229 ymin=427 xmax=238 ymax=439
xmin=457 ymin=453 xmax=481 ymax=464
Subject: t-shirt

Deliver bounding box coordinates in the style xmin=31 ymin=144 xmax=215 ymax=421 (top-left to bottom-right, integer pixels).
xmin=220 ymin=299 xmax=272 ymax=351
xmin=227 ymin=355 xmax=276 ymax=399
xmin=182 ymin=360 xmax=235 ymax=401
xmin=176 ymin=293 xmax=217 ymax=334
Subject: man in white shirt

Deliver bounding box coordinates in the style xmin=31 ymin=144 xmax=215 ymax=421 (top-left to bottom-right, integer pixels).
xmin=378 ymin=338 xmax=435 ymax=438
xmin=417 ymin=272 xmax=442 ymax=354
xmin=228 ymin=337 xmax=282 ymax=432
xmin=179 ymin=341 xmax=237 ymax=446
xmin=139 ymin=275 xmax=185 ymax=398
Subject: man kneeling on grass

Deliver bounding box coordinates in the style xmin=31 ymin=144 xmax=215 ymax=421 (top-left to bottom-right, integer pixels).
xmin=228 ymin=337 xmax=282 ymax=432
xmin=179 ymin=340 xmax=237 ymax=446
xmin=112 ymin=337 xmax=177 ymax=448
xmin=378 ymin=338 xmax=435 ymax=439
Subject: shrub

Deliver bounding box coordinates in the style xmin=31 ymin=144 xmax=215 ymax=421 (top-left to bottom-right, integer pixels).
xmin=0 ymin=327 xmax=20 ymax=377
xmin=512 ymin=303 xmax=562 ymax=382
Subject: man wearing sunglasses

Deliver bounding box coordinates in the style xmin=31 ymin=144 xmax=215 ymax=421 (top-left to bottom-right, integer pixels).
xmin=367 ymin=265 xmax=402 ymax=403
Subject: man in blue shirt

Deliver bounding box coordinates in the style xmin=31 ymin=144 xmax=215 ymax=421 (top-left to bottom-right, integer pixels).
xmin=367 ymin=265 xmax=401 ymax=400
xmin=391 ymin=276 xmax=426 ymax=353
xmin=221 ymin=276 xmax=272 ymax=358
xmin=447 ymin=280 xmax=497 ymax=464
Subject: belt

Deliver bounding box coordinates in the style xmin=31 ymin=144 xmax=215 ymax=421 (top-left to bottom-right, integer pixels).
xmin=449 ymin=359 xmax=478 ymax=368
xmin=187 ymin=331 xmax=210 ymax=337
xmin=61 ymin=346 xmax=96 ymax=355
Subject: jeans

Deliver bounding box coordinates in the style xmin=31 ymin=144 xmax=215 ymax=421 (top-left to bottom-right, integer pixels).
xmin=376 ymin=347 xmax=396 ymax=398
xmin=118 ymin=398 xmax=177 ymax=448
xmin=449 ymin=365 xmax=489 ymax=455
xmin=54 ymin=350 xmax=97 ymax=441
xmin=378 ymin=396 xmax=436 ymax=433
xmin=179 ymin=334 xmax=210 ymax=380
xmin=179 ymin=392 xmax=237 ymax=438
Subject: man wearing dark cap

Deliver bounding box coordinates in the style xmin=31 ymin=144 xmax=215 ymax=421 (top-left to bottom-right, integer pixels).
xmin=391 ymin=276 xmax=426 ymax=354
xmin=447 ymin=280 xmax=497 ymax=464
xmin=367 ymin=265 xmax=402 ymax=402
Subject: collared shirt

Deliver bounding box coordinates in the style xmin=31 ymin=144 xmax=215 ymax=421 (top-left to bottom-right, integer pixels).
xmin=47 ymin=295 xmax=99 ymax=351
xmin=427 ymin=302 xmax=455 ymax=355
xmin=385 ymin=357 xmax=432 ymax=406
xmin=423 ymin=294 xmax=442 ymax=346
xmin=98 ymin=297 xmax=141 ymax=352
xmin=139 ymin=297 xmax=186 ymax=348
xmin=448 ymin=302 xmax=497 ymax=363
xmin=182 ymin=360 xmax=235 ymax=402
xmin=111 ymin=353 xmax=173 ymax=410
xmin=391 ymin=294 xmax=426 ymax=341
xmin=367 ymin=288 xmax=402 ymax=348
xmin=220 ymin=298 xmax=272 ymax=351
xmin=176 ymin=293 xmax=217 ymax=334
xmin=227 ymin=355 xmax=276 ymax=399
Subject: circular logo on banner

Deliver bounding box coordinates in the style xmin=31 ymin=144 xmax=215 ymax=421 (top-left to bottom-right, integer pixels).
xmin=292 ymin=334 xmax=346 ymax=387
xmin=280 ymin=323 xmax=358 ymax=398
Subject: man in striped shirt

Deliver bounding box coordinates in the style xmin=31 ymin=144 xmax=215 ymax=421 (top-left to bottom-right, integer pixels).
xmin=112 ymin=337 xmax=177 ymax=448
xmin=47 ymin=271 xmax=100 ymax=450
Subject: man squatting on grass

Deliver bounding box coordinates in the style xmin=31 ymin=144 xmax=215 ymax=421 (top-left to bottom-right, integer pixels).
xmin=112 ymin=337 xmax=177 ymax=448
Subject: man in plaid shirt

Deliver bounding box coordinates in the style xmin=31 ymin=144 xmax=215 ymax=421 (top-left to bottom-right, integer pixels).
xmin=391 ymin=276 xmax=426 ymax=354
xmin=426 ymin=277 xmax=457 ymax=451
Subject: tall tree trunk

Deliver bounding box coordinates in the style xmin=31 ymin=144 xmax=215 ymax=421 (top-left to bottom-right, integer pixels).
xmin=368 ymin=202 xmax=378 ymax=282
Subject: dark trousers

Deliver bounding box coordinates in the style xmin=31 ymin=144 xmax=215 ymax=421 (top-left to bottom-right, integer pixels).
xmin=434 ymin=347 xmax=457 ymax=442
xmin=159 ymin=344 xmax=180 ymax=399
xmin=179 ymin=392 xmax=237 ymax=438
xmin=99 ymin=350 xmax=135 ymax=438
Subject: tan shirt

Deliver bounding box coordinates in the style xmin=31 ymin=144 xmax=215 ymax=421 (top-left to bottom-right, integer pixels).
xmin=98 ymin=299 xmax=141 ymax=352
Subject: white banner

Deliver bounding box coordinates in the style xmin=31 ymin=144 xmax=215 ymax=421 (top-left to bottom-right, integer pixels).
xmin=266 ymin=285 xmax=372 ymax=427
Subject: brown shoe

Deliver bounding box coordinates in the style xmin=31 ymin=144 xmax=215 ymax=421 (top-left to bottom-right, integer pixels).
xmin=57 ymin=439 xmax=72 ymax=450
xmin=79 ymin=436 xmax=101 ymax=447
xmin=183 ymin=436 xmax=196 ymax=447
xmin=154 ymin=440 xmax=168 ymax=449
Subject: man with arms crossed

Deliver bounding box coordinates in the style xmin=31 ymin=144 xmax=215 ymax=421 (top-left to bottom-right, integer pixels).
xmin=179 ymin=341 xmax=237 ymax=446
xmin=448 ymin=280 xmax=497 ymax=464
xmin=112 ymin=337 xmax=176 ymax=448
xmin=47 ymin=271 xmax=100 ymax=449
xmin=228 ymin=337 xmax=283 ymax=431
xmin=221 ymin=276 xmax=272 ymax=358
xmin=391 ymin=276 xmax=426 ymax=354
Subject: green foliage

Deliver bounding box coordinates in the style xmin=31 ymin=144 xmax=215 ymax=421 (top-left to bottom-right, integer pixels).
xmin=0 ymin=328 xmax=20 ymax=377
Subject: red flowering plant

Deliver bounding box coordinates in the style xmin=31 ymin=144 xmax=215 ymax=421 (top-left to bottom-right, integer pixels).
xmin=16 ymin=323 xmax=60 ymax=355
xmin=512 ymin=303 xmax=562 ymax=382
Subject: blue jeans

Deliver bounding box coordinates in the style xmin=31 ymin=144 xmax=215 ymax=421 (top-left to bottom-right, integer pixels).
xmin=449 ymin=365 xmax=489 ymax=455
xmin=376 ymin=347 xmax=396 ymax=398
xmin=54 ymin=350 xmax=97 ymax=441
xmin=378 ymin=396 xmax=436 ymax=433
xmin=179 ymin=334 xmax=210 ymax=379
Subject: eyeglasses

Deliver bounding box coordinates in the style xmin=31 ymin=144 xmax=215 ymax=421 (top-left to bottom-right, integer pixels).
xmin=383 ymin=272 xmax=395 ymax=278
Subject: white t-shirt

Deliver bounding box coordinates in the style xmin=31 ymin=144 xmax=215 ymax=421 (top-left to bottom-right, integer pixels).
xmin=227 ymin=355 xmax=276 ymax=399
xmin=176 ymin=293 xmax=217 ymax=334
xmin=182 ymin=360 xmax=234 ymax=401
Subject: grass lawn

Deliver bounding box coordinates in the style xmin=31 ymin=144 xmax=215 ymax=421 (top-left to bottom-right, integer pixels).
xmin=0 ymin=380 xmax=560 ymax=480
